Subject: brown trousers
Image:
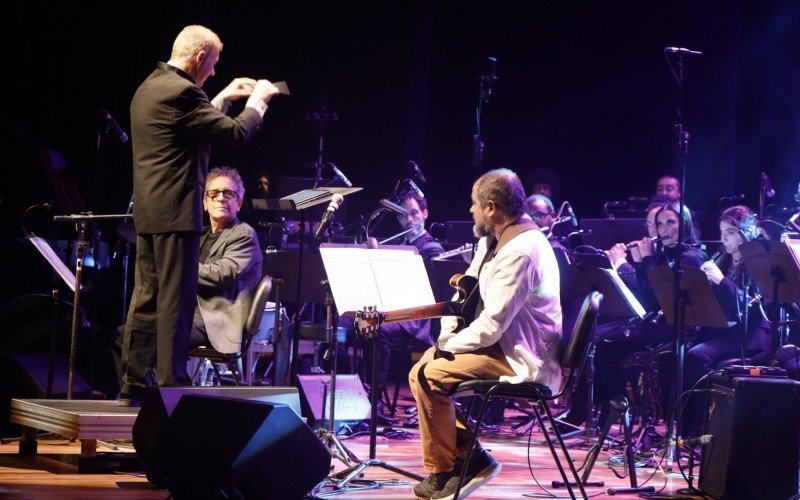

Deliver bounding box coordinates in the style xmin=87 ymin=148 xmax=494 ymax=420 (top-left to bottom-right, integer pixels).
xmin=408 ymin=345 xmax=515 ymax=473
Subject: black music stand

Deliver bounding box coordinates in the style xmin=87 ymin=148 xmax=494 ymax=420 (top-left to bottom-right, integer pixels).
xmin=741 ymin=239 xmax=800 ymax=365
xmin=262 ymin=251 xmax=329 ymax=386
xmin=560 ymin=263 xmax=646 ymax=445
xmin=647 ymin=264 xmax=728 ymax=471
xmin=49 ymin=213 xmax=132 ymax=399
xmin=258 ymin=187 xmax=361 ymax=382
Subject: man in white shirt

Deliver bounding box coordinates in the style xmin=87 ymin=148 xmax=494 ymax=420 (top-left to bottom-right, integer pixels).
xmin=408 ymin=169 xmax=563 ymax=499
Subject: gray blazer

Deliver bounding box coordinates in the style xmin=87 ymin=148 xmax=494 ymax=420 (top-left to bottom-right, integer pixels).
xmin=196 ymin=219 xmax=263 ymax=353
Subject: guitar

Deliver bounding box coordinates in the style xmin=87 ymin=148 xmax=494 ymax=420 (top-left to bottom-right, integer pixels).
xmin=355 ymin=273 xmax=479 ymax=339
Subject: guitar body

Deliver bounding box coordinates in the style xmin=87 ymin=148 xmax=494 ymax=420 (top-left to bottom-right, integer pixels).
xmin=356 ymin=273 xmax=480 ymax=338
xmin=447 ymin=273 xmax=479 ymax=332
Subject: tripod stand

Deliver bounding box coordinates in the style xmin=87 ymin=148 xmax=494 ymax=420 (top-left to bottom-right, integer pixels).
xmin=648 ymin=264 xmax=727 ymax=471
xmin=314 ymin=282 xmax=363 ymax=472
xmin=332 ymin=328 xmax=424 ymax=487
xmin=317 ymin=244 xmax=426 ymax=490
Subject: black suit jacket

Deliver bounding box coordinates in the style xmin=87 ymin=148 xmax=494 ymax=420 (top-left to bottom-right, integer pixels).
xmin=130 ymin=62 xmax=263 ymax=233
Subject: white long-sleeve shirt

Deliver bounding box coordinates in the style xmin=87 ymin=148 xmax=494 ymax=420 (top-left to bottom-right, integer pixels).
xmin=439 ymin=229 xmax=563 ymax=392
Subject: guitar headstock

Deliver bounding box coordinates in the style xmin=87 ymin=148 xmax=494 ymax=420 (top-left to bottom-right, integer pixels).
xmin=355 ymin=306 xmax=384 ymax=339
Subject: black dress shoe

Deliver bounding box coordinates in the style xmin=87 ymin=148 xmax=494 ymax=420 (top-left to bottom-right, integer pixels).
xmin=117 ymin=390 xmax=144 ymax=407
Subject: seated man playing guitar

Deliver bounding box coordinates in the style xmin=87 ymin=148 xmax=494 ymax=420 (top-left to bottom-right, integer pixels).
xmin=408 ymin=169 xmax=563 ymax=500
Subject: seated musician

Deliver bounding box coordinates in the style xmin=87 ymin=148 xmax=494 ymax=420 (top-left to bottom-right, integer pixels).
xmin=345 ymin=191 xmax=444 ymax=412
xmin=409 ymin=169 xmax=562 ymax=499
xmin=564 ymin=201 xmax=705 ymax=429
xmin=189 ymin=166 xmax=263 ymax=357
xmin=525 ymin=194 xmax=555 ymax=229
xmin=112 ymin=167 xmax=262 ymax=390
xmin=683 ymin=206 xmax=770 ymax=434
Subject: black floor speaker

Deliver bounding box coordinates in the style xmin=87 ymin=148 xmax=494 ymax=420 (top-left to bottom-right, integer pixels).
xmin=296 ymin=374 xmax=371 ymax=427
xmin=151 ymin=394 xmax=330 ymax=499
xmin=699 ymin=374 xmax=800 ymax=499
xmin=132 ymin=386 xmax=311 ymax=494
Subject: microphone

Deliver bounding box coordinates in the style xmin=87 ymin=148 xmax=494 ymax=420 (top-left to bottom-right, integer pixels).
xmin=328 ymin=163 xmax=353 ymax=187
xmin=380 ymin=198 xmax=409 ymax=217
xmin=566 ymin=202 xmax=578 ymax=227
xmin=408 ymin=179 xmax=425 ymax=199
xmin=762 ymin=172 xmax=776 ymax=198
xmin=101 ymin=109 xmax=129 ymax=143
xmin=605 ymin=201 xmax=627 ymax=208
xmin=407 ymin=161 xmax=426 ymax=184
xmin=665 ymin=47 xmax=703 ymax=56
xmin=314 ymin=193 xmax=344 ymax=240
xmin=677 ymin=434 xmax=713 ymax=447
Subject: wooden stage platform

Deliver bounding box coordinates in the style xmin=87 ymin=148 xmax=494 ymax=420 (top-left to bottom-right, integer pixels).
xmin=0 ymin=390 xmax=709 ymax=499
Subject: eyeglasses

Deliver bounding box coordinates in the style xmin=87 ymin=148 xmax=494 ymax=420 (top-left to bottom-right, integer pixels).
xmin=206 ymin=189 xmax=239 ymax=200
xmin=530 ymin=211 xmax=552 ymax=221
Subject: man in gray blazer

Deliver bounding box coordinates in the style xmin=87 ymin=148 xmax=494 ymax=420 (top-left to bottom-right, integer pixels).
xmin=121 ymin=25 xmax=278 ymax=405
xmin=191 ymin=167 xmax=263 ymax=354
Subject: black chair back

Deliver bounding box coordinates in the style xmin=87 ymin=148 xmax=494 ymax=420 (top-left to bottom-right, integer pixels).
xmin=561 ymin=291 xmax=602 ymax=371
xmin=242 ymin=275 xmax=273 ymax=354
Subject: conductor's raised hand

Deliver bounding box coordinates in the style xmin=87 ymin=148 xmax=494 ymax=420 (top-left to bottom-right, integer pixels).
xmin=252 ymin=79 xmax=280 ymax=104
xmin=219 ymin=77 xmax=258 ymax=101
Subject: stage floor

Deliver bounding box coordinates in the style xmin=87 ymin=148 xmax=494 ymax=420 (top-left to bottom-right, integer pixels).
xmin=0 ymin=390 xmax=705 ymax=499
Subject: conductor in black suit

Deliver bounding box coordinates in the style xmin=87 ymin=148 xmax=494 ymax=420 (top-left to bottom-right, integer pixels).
xmin=120 ymin=25 xmax=279 ymax=405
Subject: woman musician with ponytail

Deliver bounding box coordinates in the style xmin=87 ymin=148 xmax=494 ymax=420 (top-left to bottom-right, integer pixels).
xmin=682 ymin=205 xmax=771 ymax=435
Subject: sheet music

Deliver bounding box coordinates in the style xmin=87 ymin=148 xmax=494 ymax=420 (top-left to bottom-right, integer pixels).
xmin=599 ymin=267 xmax=646 ymax=318
xmin=28 ymin=236 xmax=78 ymax=292
xmin=787 ymin=240 xmax=800 ymax=269
xmin=319 ymin=246 xmax=436 ymax=316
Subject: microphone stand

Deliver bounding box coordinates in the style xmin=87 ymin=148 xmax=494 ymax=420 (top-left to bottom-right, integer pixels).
xmin=472 ymin=57 xmax=498 ymax=173
xmin=305 ymin=105 xmax=338 ymax=189
xmin=53 ymin=213 xmax=134 ymax=399
xmin=664 ymin=47 xmax=692 ymax=472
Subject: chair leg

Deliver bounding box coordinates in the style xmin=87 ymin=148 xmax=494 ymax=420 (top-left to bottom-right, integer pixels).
xmin=453 ymin=393 xmax=493 ymax=500
xmin=532 ymin=403 xmax=579 ymax=499
xmin=391 ymin=379 xmax=401 ymax=417
xmin=540 ymin=402 xmax=589 ymax=499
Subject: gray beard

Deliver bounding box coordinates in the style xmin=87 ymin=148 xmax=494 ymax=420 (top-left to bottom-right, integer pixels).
xmin=473 ymin=224 xmax=489 ymax=238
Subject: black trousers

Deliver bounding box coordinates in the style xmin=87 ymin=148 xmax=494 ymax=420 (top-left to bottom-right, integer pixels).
xmin=121 ymin=231 xmax=200 ymax=392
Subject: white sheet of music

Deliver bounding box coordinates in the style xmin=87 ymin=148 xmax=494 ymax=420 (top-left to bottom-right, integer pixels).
xmin=319 ymin=246 xmax=436 ymax=316
xmin=28 ymin=236 xmax=78 ymax=292
xmin=787 ymin=240 xmax=800 ymax=269
xmin=599 ymin=267 xmax=646 ymax=318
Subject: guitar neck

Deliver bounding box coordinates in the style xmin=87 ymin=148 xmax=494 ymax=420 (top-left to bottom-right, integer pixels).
xmin=382 ymin=302 xmax=458 ymax=324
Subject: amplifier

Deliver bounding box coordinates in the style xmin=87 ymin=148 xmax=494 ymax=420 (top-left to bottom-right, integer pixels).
xmin=699 ymin=374 xmax=800 ymax=499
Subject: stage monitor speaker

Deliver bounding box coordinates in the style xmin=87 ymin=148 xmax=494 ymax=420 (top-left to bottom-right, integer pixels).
xmin=132 ymin=386 xmax=301 ymax=488
xmin=699 ymin=374 xmax=800 ymax=499
xmin=152 ymin=394 xmax=330 ymax=499
xmin=296 ymin=374 xmax=371 ymax=427
xmin=0 ymin=353 xmax=92 ymax=399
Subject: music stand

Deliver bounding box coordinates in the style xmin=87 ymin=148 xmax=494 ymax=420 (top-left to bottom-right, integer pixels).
xmin=262 ymin=251 xmax=329 ymax=386
xmin=560 ymin=263 xmax=646 ymax=447
xmin=259 ymin=187 xmax=361 ymax=382
xmin=46 ymin=213 xmax=132 ymax=399
xmin=741 ymin=239 xmax=800 ymax=365
xmin=319 ymin=244 xmax=427 ymax=490
xmin=647 ymin=264 xmax=728 ymax=470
